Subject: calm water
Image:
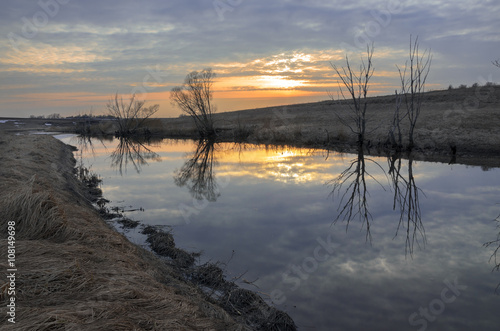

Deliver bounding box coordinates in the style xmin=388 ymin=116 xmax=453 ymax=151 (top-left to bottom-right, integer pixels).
xmin=60 ymin=135 xmax=500 ymax=330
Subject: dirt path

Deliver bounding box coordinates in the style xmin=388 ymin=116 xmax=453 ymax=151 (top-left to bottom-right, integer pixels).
xmin=0 ymin=132 xmax=247 ymax=330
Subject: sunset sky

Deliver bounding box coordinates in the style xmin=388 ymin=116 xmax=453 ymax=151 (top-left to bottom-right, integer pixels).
xmin=1 ymin=0 xmax=499 ymax=118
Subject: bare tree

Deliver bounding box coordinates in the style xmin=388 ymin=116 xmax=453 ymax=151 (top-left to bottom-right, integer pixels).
xmin=47 ymin=113 xmax=62 ymax=119
xmin=493 ymin=59 xmax=500 ymax=68
xmin=388 ymin=90 xmax=404 ymax=150
xmin=331 ymin=44 xmax=375 ymax=146
xmin=107 ymin=93 xmax=159 ymax=137
xmin=396 ymin=36 xmax=432 ymax=150
xmin=171 ymin=68 xmax=217 ymax=138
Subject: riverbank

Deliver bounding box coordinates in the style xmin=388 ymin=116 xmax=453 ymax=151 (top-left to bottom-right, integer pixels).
xmin=0 ymin=132 xmax=295 ymax=330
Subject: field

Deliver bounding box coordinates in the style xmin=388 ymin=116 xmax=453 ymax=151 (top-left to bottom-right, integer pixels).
xmin=2 ymin=85 xmax=499 ymax=167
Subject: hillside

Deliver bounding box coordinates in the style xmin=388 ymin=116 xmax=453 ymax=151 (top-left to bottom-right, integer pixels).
xmin=160 ymin=86 xmax=500 ymax=164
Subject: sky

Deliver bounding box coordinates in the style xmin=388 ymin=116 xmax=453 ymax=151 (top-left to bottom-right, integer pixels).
xmin=1 ymin=0 xmax=499 ymax=118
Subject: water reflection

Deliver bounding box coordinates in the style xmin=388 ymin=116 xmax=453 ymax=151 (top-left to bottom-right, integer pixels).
xmin=330 ymin=148 xmax=426 ymax=256
xmin=110 ymin=137 xmax=162 ymax=174
xmin=61 ymin=136 xmax=500 ymax=330
xmin=388 ymin=154 xmax=426 ymax=256
xmin=74 ymin=134 xmax=112 ymax=157
xmin=174 ymin=139 xmax=220 ymax=201
xmin=484 ymin=214 xmax=500 ymax=292
xmin=329 ymin=147 xmax=386 ymax=242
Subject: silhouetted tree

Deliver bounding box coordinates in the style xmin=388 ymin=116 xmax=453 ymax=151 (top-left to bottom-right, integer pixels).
xmin=47 ymin=113 xmax=62 ymax=119
xmin=106 ymin=93 xmax=159 ymax=137
xmin=171 ymin=69 xmax=217 ymax=138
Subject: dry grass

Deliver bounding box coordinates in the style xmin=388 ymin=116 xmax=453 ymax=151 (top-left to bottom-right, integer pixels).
xmin=0 ymin=175 xmax=69 ymax=242
xmin=0 ymin=240 xmax=235 ymax=330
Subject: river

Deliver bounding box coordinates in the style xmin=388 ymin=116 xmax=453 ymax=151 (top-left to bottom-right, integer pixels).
xmin=59 ymin=135 xmax=500 ymax=330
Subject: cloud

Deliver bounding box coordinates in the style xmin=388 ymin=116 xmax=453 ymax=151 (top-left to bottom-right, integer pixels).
xmin=0 ymin=0 xmax=499 ymax=117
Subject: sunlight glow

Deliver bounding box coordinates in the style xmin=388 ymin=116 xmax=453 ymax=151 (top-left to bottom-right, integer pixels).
xmin=257 ymin=76 xmax=307 ymax=89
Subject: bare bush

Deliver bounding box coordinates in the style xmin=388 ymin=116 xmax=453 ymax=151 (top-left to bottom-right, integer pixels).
xmin=107 ymin=93 xmax=159 ymax=137
xmin=171 ymin=68 xmax=217 ymax=138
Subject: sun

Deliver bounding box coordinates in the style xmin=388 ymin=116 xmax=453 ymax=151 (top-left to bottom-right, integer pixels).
xmin=257 ymin=75 xmax=306 ymax=89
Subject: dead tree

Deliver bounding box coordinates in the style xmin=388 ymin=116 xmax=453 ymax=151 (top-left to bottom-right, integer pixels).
xmin=396 ymin=36 xmax=432 ymax=150
xmin=171 ymin=68 xmax=217 ymax=138
xmin=331 ymin=44 xmax=374 ymax=147
xmin=107 ymin=93 xmax=159 ymax=137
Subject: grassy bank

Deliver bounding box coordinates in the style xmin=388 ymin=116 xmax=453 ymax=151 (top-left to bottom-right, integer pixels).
xmin=0 ymin=133 xmax=295 ymax=330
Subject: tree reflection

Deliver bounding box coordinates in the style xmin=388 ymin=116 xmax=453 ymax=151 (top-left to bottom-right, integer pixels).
xmin=388 ymin=154 xmax=426 ymax=257
xmin=330 ymin=149 xmax=426 ymax=255
xmin=110 ymin=137 xmax=161 ymax=175
xmin=74 ymin=134 xmax=112 ymax=157
xmin=484 ymin=214 xmax=500 ymax=293
xmin=329 ymin=147 xmax=385 ymax=242
xmin=174 ymin=139 xmax=220 ymax=202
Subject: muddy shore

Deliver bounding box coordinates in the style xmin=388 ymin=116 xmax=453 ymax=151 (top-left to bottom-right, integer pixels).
xmin=0 ymin=132 xmax=295 ymax=330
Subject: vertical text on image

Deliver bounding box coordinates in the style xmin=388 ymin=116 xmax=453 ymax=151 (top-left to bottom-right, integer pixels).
xmin=7 ymin=220 xmax=17 ymax=324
